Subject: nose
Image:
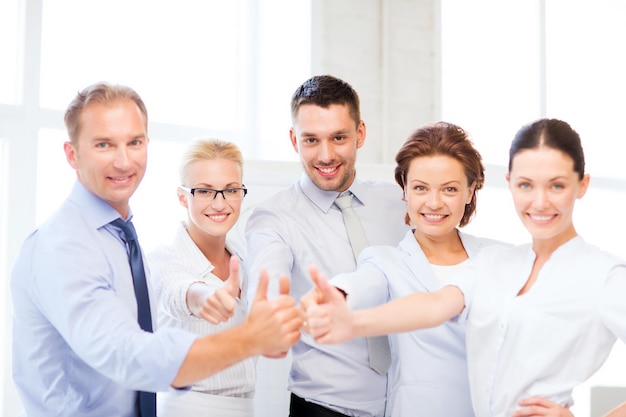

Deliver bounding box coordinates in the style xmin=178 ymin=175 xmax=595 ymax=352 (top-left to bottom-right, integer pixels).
xmin=533 ymin=188 xmax=550 ymax=210
xmin=113 ymin=146 xmax=131 ymax=170
xmin=318 ymin=140 xmax=336 ymax=163
xmin=426 ymin=191 xmax=443 ymax=209
xmin=211 ymin=191 xmax=227 ymax=209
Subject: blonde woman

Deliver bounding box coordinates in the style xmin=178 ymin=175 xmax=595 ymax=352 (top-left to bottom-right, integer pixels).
xmin=148 ymin=139 xmax=255 ymax=417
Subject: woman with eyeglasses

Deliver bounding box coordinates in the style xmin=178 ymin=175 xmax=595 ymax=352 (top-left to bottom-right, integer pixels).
xmin=148 ymin=138 xmax=255 ymax=417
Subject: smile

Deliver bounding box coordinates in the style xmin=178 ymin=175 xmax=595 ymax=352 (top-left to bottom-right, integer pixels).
xmin=422 ymin=213 xmax=447 ymax=220
xmin=316 ymin=165 xmax=339 ymax=176
xmin=528 ymin=213 xmax=556 ymax=222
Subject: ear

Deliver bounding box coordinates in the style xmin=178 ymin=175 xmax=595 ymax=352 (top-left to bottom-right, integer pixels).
xmin=289 ymin=128 xmax=299 ymax=154
xmin=177 ymin=187 xmax=189 ymax=209
xmin=356 ymin=120 xmax=366 ymax=149
xmin=577 ymin=173 xmax=590 ymax=199
xmin=466 ymin=181 xmax=477 ymax=205
xmin=64 ymin=141 xmax=79 ymax=170
xmin=505 ymin=173 xmax=511 ymax=189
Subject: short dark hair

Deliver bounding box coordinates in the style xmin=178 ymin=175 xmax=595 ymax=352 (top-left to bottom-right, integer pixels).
xmin=509 ymin=118 xmax=585 ymax=180
xmin=290 ymin=75 xmax=361 ymax=127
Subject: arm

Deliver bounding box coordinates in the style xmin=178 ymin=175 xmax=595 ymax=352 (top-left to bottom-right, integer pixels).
xmin=513 ymin=397 xmax=574 ymax=417
xmin=186 ymin=256 xmax=241 ymax=324
xmin=603 ymin=403 xmax=626 ymax=417
xmin=301 ymin=266 xmax=465 ymax=344
xmin=245 ymin=207 xmax=295 ymax=304
xmin=172 ymin=268 xmax=301 ymax=387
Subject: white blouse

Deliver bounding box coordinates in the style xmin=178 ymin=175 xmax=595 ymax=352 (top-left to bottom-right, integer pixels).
xmin=461 ymin=236 xmax=626 ymax=417
xmin=147 ymin=222 xmax=256 ymax=397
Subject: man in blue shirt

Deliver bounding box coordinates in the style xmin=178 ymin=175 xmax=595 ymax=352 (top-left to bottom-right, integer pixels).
xmin=10 ymin=82 xmax=302 ymax=417
xmin=245 ymin=75 xmax=408 ymax=416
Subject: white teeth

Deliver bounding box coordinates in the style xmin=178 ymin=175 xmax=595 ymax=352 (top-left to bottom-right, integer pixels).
xmin=319 ymin=167 xmax=336 ymax=173
xmin=423 ymin=213 xmax=446 ymax=219
xmin=530 ymin=214 xmax=553 ymax=221
xmin=208 ymin=214 xmax=228 ymax=221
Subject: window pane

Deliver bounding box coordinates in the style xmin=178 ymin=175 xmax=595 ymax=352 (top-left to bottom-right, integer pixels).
xmin=545 ymin=0 xmax=626 ymax=180
xmin=39 ymin=0 xmax=247 ymax=131
xmin=36 ymin=129 xmax=75 ymax=224
xmin=0 ymin=0 xmax=23 ymax=104
xmin=441 ymin=0 xmax=542 ymax=166
xmin=256 ymin=0 xmax=311 ymax=161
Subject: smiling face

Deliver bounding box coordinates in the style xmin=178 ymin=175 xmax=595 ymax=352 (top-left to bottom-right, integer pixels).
xmin=507 ymin=146 xmax=589 ymax=246
xmin=405 ymin=155 xmax=475 ymax=241
xmin=290 ymin=103 xmax=365 ymax=192
xmin=179 ymin=157 xmax=244 ymax=241
xmin=64 ymin=99 xmax=148 ymax=218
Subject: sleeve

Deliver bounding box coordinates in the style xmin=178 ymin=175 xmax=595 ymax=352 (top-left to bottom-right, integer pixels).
xmin=444 ymin=259 xmax=478 ymax=323
xmin=244 ymin=206 xmax=295 ymax=305
xmin=148 ymin=247 xmax=217 ymax=320
xmin=599 ymin=263 xmax=626 ymax=341
xmin=32 ymin=236 xmax=196 ymax=392
xmin=331 ymin=251 xmax=390 ymax=309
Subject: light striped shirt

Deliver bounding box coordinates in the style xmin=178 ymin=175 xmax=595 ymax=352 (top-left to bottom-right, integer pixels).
xmin=147 ymin=222 xmax=256 ymax=397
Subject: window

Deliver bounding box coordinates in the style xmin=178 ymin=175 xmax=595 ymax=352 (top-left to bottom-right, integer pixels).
xmin=442 ymin=2 xmax=626 ymax=416
xmin=0 ymin=0 xmax=22 ymax=105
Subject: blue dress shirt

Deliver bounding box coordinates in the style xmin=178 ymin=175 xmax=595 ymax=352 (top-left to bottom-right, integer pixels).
xmin=11 ymin=181 xmax=197 ymax=417
xmin=245 ymin=174 xmax=408 ymax=416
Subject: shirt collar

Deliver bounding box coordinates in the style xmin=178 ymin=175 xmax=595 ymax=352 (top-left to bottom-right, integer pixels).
xmin=67 ymin=180 xmax=134 ymax=230
xmin=299 ymin=172 xmax=366 ymax=213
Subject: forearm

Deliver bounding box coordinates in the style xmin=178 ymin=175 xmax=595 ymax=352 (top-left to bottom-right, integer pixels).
xmin=186 ymin=282 xmax=215 ymax=317
xmin=603 ymin=403 xmax=626 ymax=417
xmin=171 ymin=324 xmax=258 ymax=387
xmin=352 ymin=286 xmax=465 ymax=337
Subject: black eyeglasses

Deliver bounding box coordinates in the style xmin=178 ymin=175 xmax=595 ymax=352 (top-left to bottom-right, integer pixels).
xmin=180 ymin=186 xmax=248 ymax=201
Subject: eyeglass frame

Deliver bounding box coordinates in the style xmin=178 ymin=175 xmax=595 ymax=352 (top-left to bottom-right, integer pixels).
xmin=179 ymin=185 xmax=248 ymax=200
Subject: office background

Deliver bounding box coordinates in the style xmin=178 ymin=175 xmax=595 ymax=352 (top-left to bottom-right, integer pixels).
xmin=1 ymin=0 xmax=626 ymax=416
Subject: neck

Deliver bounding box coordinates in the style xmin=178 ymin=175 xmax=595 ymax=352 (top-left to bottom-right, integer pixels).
xmin=531 ymin=227 xmax=578 ymax=259
xmin=185 ymin=223 xmax=228 ymax=266
xmin=414 ymin=228 xmax=467 ymax=265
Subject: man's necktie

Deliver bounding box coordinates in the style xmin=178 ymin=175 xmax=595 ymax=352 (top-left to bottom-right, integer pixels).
xmin=111 ymin=218 xmax=156 ymax=417
xmin=334 ymin=193 xmax=392 ymax=375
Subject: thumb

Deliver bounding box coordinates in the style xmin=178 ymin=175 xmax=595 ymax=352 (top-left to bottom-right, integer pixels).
xmin=253 ymin=268 xmax=269 ymax=302
xmin=225 ymin=256 xmax=241 ymax=297
xmin=277 ymin=274 xmax=291 ymax=296
xmin=309 ymin=265 xmax=331 ymax=303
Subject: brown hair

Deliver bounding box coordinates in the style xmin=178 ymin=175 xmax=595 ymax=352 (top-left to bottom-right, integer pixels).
xmin=64 ymin=82 xmax=148 ymax=145
xmin=394 ymin=122 xmax=484 ymax=227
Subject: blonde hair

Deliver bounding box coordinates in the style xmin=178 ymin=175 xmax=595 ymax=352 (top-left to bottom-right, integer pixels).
xmin=179 ymin=138 xmax=244 ymax=185
xmin=64 ymin=82 xmax=148 ymax=145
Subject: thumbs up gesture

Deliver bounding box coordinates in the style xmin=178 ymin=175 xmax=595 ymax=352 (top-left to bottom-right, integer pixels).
xmin=193 ymin=256 xmax=242 ymax=324
xmin=245 ymin=269 xmax=302 ymax=357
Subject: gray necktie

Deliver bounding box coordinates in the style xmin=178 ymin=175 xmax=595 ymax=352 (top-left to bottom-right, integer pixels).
xmin=335 ymin=193 xmax=392 ymax=375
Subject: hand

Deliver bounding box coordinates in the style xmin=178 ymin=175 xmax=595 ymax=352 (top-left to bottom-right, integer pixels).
xmin=513 ymin=397 xmax=574 ymax=417
xmin=300 ymin=265 xmax=355 ymax=344
xmin=198 ymin=256 xmax=241 ymax=324
xmin=246 ymin=268 xmax=302 ymax=357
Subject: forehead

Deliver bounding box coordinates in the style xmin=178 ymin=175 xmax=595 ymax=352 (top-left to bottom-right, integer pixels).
xmin=77 ymin=99 xmax=146 ymax=136
xmin=185 ymin=158 xmax=242 ymax=182
xmin=293 ymin=103 xmax=356 ymax=129
xmin=407 ymin=154 xmax=466 ymax=180
xmin=510 ymin=147 xmax=575 ymax=176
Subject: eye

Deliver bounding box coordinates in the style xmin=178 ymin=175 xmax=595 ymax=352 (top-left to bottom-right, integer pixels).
xmin=552 ymin=183 xmax=565 ymax=190
xmin=194 ymin=188 xmax=214 ymax=197
xmin=518 ymin=182 xmax=531 ymax=190
xmin=303 ymin=137 xmax=317 ymax=144
xmin=224 ymin=188 xmax=239 ymax=195
xmin=333 ymin=135 xmax=346 ymax=141
xmin=95 ymin=142 xmax=109 ymax=149
xmin=129 ymin=139 xmax=142 ymax=146
xmin=444 ymin=187 xmax=458 ymax=193
xmin=413 ymin=185 xmax=427 ymax=192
